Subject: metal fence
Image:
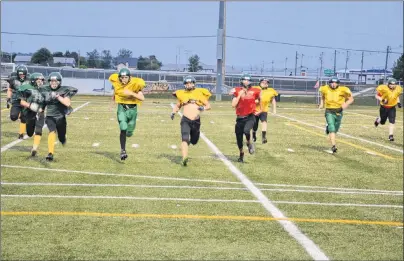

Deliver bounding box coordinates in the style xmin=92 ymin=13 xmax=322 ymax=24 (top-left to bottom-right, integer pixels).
xmin=1 ymin=64 xmax=377 ymax=95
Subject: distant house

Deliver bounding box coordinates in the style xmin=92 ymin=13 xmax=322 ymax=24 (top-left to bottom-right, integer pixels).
xmin=115 ymin=57 xmax=138 ymax=69
xmin=53 ymin=57 xmax=76 ymax=68
xmin=14 ymin=55 xmax=32 ymax=65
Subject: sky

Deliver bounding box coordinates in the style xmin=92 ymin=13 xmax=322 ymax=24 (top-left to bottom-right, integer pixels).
xmin=1 ymin=1 xmax=403 ymax=73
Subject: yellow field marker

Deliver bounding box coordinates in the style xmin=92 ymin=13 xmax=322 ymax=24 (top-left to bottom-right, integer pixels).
xmin=1 ymin=211 xmax=402 ymax=227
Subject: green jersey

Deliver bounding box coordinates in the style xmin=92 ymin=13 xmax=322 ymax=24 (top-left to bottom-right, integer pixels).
xmin=8 ymin=73 xmax=30 ymax=103
xmin=42 ymin=85 xmax=78 ymax=118
xmin=15 ymin=83 xmax=45 ymax=114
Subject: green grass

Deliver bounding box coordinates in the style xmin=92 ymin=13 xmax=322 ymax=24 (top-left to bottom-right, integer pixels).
xmin=1 ymin=95 xmax=403 ymax=260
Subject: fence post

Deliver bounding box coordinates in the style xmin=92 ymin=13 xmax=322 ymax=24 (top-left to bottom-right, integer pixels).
xmin=103 ymin=70 xmax=106 ymax=96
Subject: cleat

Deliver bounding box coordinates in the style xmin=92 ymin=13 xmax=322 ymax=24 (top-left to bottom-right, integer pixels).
xmin=374 ymin=118 xmax=380 ymax=127
xmin=331 ymin=145 xmax=337 ymax=154
xmin=18 ymin=134 xmax=24 ymax=139
xmin=252 ymin=132 xmax=257 ymax=142
xmin=262 ymin=138 xmax=268 ymax=144
xmin=182 ymin=157 xmax=188 ymax=166
xmin=31 ymin=149 xmax=37 ymax=157
xmin=45 ymin=153 xmax=54 ymax=161
xmin=237 ymin=152 xmax=244 ymax=163
xmin=325 ymin=125 xmax=329 ymax=135
xmin=389 ymin=135 xmax=394 ymax=142
xmin=247 ymin=142 xmax=255 ymax=154
xmin=120 ymin=150 xmax=128 ymax=161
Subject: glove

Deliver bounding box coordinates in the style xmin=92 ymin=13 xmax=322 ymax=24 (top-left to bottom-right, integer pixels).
xmin=29 ymin=102 xmax=40 ymax=112
xmin=381 ymin=99 xmax=388 ymax=105
xmin=6 ymin=98 xmax=11 ymax=109
xmin=50 ymin=91 xmax=60 ymax=100
xmin=170 ymin=112 xmax=175 ymax=120
xmin=198 ymin=106 xmax=205 ymax=111
xmin=65 ymin=106 xmax=74 ymax=115
xmin=398 ymin=102 xmax=402 ymax=108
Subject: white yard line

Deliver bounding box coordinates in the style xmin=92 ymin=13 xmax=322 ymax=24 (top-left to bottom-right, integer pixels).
xmin=1 ymin=102 xmax=91 ymax=153
xmin=275 ymin=113 xmax=403 ymax=154
xmin=170 ymin=103 xmax=329 ymax=261
xmin=1 ymin=194 xmax=402 ymax=209
xmin=2 ymin=164 xmax=402 ymax=194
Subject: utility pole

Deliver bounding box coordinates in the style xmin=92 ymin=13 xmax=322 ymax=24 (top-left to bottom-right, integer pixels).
xmin=318 ymin=52 xmax=324 ymax=104
xmin=284 ymin=57 xmax=288 ymax=76
xmin=271 ymin=60 xmax=274 ymax=75
xmin=215 ymin=1 xmax=226 ymax=101
xmin=333 ymin=50 xmax=337 ymax=76
xmin=261 ymin=61 xmax=264 ymax=74
xmin=344 ymin=51 xmax=350 ymax=79
xmin=300 ymin=53 xmax=304 ymax=72
xmin=384 ymin=45 xmax=390 ymax=80
xmin=294 ymin=51 xmax=298 ymax=76
xmin=78 ymin=49 xmax=80 ymax=68
xmin=360 ymin=51 xmax=364 ymax=83
xmin=9 ymin=41 xmax=14 ymax=63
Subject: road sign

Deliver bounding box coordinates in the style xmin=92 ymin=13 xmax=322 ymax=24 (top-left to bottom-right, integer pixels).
xmin=324 ymin=69 xmax=334 ymax=76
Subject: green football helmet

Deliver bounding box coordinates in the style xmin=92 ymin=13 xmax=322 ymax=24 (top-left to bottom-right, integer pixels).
xmin=387 ymin=78 xmax=397 ymax=85
xmin=16 ymin=65 xmax=28 ymax=82
xmin=48 ymin=72 xmax=63 ymax=89
xmin=183 ymin=75 xmax=196 ymax=84
xmin=240 ymin=73 xmax=252 ymax=82
xmin=118 ymin=68 xmax=131 ymax=81
xmin=30 ymin=73 xmax=45 ymax=87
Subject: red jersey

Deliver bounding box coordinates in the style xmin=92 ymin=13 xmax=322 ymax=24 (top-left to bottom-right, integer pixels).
xmin=232 ymin=86 xmax=261 ymax=116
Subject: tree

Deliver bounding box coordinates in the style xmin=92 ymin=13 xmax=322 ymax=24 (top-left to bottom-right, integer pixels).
xmin=86 ymin=49 xmax=100 ymax=68
xmin=31 ymin=47 xmax=52 ymax=65
xmin=117 ymin=48 xmax=132 ymax=58
xmin=137 ymin=55 xmax=162 ymax=70
xmin=52 ymin=52 xmax=64 ymax=57
xmin=101 ymin=50 xmax=113 ymax=69
xmin=188 ymin=54 xmax=203 ymax=72
xmin=64 ymin=50 xmax=71 ymax=58
xmin=392 ymin=54 xmax=404 ymax=81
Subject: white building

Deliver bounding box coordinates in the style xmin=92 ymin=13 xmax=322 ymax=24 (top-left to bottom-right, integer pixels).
xmin=336 ymin=69 xmax=393 ymax=85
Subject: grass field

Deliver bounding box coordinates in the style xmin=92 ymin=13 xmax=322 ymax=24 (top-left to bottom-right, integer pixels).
xmin=1 ymin=94 xmax=403 ymax=260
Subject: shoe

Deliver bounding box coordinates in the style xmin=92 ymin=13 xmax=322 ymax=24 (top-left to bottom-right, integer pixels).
xmin=45 ymin=153 xmax=54 ymax=161
xmin=247 ymin=142 xmax=255 ymax=154
xmin=389 ymin=135 xmax=394 ymax=141
xmin=182 ymin=157 xmax=188 ymax=166
xmin=18 ymin=134 xmax=24 ymax=139
xmin=237 ymin=152 xmax=244 ymax=163
xmin=262 ymin=138 xmax=268 ymax=144
xmin=374 ymin=118 xmax=380 ymax=127
xmin=252 ymin=132 xmax=257 ymax=142
xmin=31 ymin=149 xmax=37 ymax=157
xmin=120 ymin=150 xmax=128 ymax=161
xmin=331 ymin=145 xmax=337 ymax=154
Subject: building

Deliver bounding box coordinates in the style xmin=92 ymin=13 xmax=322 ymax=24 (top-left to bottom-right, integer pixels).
xmin=115 ymin=57 xmax=138 ymax=69
xmin=53 ymin=57 xmax=76 ymax=68
xmin=336 ymin=69 xmax=393 ymax=85
xmin=14 ymin=55 xmax=32 ymax=65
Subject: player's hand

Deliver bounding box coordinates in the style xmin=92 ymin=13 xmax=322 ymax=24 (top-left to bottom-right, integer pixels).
xmin=341 ymin=103 xmax=349 ymax=110
xmin=50 ymin=91 xmax=60 ymax=100
xmin=238 ymin=89 xmax=246 ymax=98
xmin=170 ymin=112 xmax=175 ymax=120
xmin=198 ymin=106 xmax=205 ymax=111
xmin=254 ymin=110 xmax=261 ymax=116
xmin=6 ymin=98 xmax=11 ymax=109
xmin=318 ymin=104 xmax=323 ymax=109
xmin=123 ymin=89 xmax=133 ymax=96
xmin=272 ymin=110 xmax=277 ymax=115
xmin=29 ymin=102 xmax=40 ymax=112
xmin=381 ymin=99 xmax=388 ymax=105
xmin=398 ymin=102 xmax=402 ymax=108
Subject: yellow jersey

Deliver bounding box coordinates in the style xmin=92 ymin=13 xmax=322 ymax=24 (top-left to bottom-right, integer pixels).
xmin=319 ymin=85 xmax=352 ymax=109
xmin=109 ymin=73 xmax=146 ymax=105
xmin=173 ymin=88 xmax=212 ymax=106
xmin=376 ymin=84 xmax=403 ymax=107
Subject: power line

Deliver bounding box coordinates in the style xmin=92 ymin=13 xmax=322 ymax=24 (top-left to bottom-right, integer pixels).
xmin=226 ymin=35 xmax=402 ymax=54
xmin=1 ymin=31 xmax=216 ymax=39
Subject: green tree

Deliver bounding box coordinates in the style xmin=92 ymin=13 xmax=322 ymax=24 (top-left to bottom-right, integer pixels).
xmin=52 ymin=52 xmax=64 ymax=57
xmin=117 ymin=48 xmax=132 ymax=58
xmin=101 ymin=50 xmax=113 ymax=69
xmin=64 ymin=50 xmax=71 ymax=58
xmin=188 ymin=54 xmax=203 ymax=72
xmin=137 ymin=55 xmax=162 ymax=70
xmin=31 ymin=47 xmax=52 ymax=65
xmin=392 ymin=54 xmax=404 ymax=81
xmin=86 ymin=49 xmax=100 ymax=68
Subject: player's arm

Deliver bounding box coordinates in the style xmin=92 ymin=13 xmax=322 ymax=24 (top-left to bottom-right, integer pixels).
xmin=272 ymin=96 xmax=277 ymax=114
xmin=319 ymin=95 xmax=325 ymax=109
xmin=171 ymin=100 xmax=182 ymax=120
xmin=397 ymin=96 xmax=402 ymax=108
xmin=231 ymin=88 xmax=244 ymax=108
xmin=342 ymin=92 xmax=354 ymax=109
xmin=123 ymin=90 xmax=144 ymax=101
xmin=200 ymin=100 xmax=211 ymax=111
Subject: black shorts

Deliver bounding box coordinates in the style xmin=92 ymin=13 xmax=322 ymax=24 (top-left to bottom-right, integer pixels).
xmin=235 ymin=114 xmax=255 ymax=135
xmin=180 ymin=116 xmax=201 ymax=145
xmin=256 ymin=112 xmax=268 ymax=122
xmin=379 ymin=106 xmax=396 ymax=124
xmin=25 ymin=111 xmax=45 ymax=137
xmin=10 ymin=103 xmax=25 ymax=123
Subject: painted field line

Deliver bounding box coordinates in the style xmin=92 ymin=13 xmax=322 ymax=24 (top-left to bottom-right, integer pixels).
xmin=2 ymin=182 xmax=402 ymax=196
xmin=1 ymin=102 xmax=91 ymax=153
xmin=2 ymin=194 xmax=402 ymax=209
xmin=345 ymin=111 xmax=403 ymax=123
xmin=2 ymin=164 xmax=402 ymax=194
xmin=170 ymin=103 xmax=329 ymax=261
xmin=276 ymin=113 xmax=404 ymax=154
xmin=287 ymin=123 xmax=397 ymax=160
xmin=1 ymin=211 xmax=402 ymax=227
